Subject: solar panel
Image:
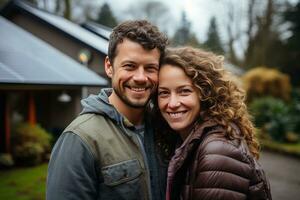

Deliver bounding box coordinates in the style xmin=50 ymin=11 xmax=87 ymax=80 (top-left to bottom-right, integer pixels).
xmin=0 ymin=62 xmax=23 ymax=82
xmin=0 ymin=16 xmax=107 ymax=86
xmin=17 ymin=0 xmax=108 ymax=54
xmin=81 ymin=22 xmax=111 ymax=40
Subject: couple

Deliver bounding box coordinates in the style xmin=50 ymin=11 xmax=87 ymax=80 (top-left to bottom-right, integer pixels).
xmin=46 ymin=20 xmax=271 ymax=200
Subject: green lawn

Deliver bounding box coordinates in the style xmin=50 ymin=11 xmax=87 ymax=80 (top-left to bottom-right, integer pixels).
xmin=261 ymin=139 xmax=300 ymax=157
xmin=0 ymin=163 xmax=48 ymax=200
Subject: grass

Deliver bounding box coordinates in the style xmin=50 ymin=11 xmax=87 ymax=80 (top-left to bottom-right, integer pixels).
xmin=260 ymin=139 xmax=300 ymax=158
xmin=0 ymin=163 xmax=48 ymax=200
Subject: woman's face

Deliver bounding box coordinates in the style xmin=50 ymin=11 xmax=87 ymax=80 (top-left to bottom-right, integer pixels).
xmin=158 ymin=64 xmax=201 ymax=139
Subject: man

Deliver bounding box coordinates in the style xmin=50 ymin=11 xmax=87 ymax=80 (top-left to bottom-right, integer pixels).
xmin=46 ymin=20 xmax=168 ymax=200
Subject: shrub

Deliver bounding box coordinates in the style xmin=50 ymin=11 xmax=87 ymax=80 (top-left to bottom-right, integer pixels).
xmin=242 ymin=67 xmax=291 ymax=102
xmin=289 ymin=89 xmax=300 ymax=134
xmin=11 ymin=123 xmax=52 ymax=166
xmin=14 ymin=142 xmax=44 ymax=166
xmin=249 ymin=97 xmax=293 ymax=142
xmin=0 ymin=153 xmax=14 ymax=169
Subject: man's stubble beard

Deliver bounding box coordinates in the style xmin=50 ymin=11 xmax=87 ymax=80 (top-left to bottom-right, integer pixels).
xmin=113 ymin=85 xmax=154 ymax=109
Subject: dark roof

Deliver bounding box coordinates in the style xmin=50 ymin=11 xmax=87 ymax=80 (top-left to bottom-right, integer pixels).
xmin=1 ymin=0 xmax=108 ymax=54
xmin=81 ymin=21 xmax=111 ymax=40
xmin=0 ymin=16 xmax=107 ymax=86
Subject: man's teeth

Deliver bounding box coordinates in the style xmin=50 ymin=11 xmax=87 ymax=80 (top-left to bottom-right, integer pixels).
xmin=168 ymin=112 xmax=185 ymax=118
xmin=131 ymin=87 xmax=146 ymax=92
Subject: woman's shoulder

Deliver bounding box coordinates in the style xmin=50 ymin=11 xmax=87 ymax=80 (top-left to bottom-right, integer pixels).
xmin=194 ymin=135 xmax=253 ymax=182
xmin=197 ymin=129 xmax=251 ymax=166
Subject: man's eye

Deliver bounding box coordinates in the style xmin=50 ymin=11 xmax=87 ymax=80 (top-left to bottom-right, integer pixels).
xmin=146 ymin=66 xmax=158 ymax=73
xmin=123 ymin=64 xmax=134 ymax=69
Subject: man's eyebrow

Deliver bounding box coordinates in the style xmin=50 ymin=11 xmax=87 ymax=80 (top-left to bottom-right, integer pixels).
xmin=146 ymin=63 xmax=159 ymax=68
xmin=120 ymin=60 xmax=136 ymax=65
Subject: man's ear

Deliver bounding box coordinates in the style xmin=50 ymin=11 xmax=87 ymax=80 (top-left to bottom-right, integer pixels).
xmin=104 ymin=56 xmax=113 ymax=78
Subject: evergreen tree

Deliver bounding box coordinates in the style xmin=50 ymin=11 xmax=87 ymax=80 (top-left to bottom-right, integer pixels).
xmin=283 ymin=2 xmax=300 ymax=85
xmin=285 ymin=2 xmax=300 ymax=56
xmin=172 ymin=12 xmax=191 ymax=45
xmin=96 ymin=3 xmax=118 ymax=28
xmin=203 ymin=17 xmax=224 ymax=54
xmin=0 ymin=0 xmax=9 ymax=8
xmin=172 ymin=11 xmax=200 ymax=47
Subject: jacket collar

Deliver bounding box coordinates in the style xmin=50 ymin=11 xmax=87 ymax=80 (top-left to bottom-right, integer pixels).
xmin=168 ymin=119 xmax=220 ymax=176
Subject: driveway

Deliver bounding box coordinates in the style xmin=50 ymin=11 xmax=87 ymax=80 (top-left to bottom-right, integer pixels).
xmin=260 ymin=151 xmax=300 ymax=200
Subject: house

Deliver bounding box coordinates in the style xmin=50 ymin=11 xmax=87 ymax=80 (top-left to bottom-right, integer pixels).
xmin=0 ymin=0 xmax=110 ymax=153
xmin=81 ymin=21 xmax=111 ymax=41
xmin=1 ymin=0 xmax=110 ymax=83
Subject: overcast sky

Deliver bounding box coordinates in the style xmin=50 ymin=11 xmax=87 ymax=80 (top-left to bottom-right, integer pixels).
xmin=108 ymin=0 xmax=220 ymax=40
xmin=42 ymin=0 xmax=298 ymax=58
xmin=102 ymin=0 xmax=298 ymax=58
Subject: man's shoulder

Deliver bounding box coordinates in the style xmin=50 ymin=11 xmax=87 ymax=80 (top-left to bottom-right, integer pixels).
xmin=64 ymin=113 xmax=107 ymax=133
xmin=63 ymin=113 xmax=122 ymax=160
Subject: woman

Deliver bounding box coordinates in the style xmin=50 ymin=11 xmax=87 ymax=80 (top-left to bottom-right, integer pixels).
xmin=156 ymin=47 xmax=272 ymax=200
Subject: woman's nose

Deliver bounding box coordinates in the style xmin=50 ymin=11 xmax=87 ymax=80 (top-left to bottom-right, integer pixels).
xmin=168 ymin=94 xmax=181 ymax=108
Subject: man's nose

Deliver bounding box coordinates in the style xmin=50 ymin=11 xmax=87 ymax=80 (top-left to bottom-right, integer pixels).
xmin=133 ymin=68 xmax=147 ymax=82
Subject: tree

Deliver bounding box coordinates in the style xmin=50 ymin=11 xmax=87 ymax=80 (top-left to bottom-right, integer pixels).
xmin=26 ymin=0 xmax=37 ymax=5
xmin=96 ymin=3 xmax=118 ymax=28
xmin=0 ymin=0 xmax=9 ymax=8
xmin=283 ymin=2 xmax=300 ymax=85
xmin=63 ymin=0 xmax=71 ymax=20
xmin=203 ymin=17 xmax=224 ymax=54
xmin=54 ymin=0 xmax=71 ymax=20
xmin=124 ymin=1 xmax=172 ymax=34
xmin=172 ymin=11 xmax=201 ymax=47
xmin=219 ymin=0 xmax=289 ymax=68
xmin=244 ymin=0 xmax=275 ymax=68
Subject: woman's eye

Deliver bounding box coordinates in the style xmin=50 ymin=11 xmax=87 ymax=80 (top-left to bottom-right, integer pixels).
xmin=180 ymin=89 xmax=192 ymax=95
xmin=158 ymin=91 xmax=169 ymax=97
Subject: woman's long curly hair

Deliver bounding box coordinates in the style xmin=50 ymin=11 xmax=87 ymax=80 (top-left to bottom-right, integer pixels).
xmin=155 ymin=47 xmax=260 ymax=159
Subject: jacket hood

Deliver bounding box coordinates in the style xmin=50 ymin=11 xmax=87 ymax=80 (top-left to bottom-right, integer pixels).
xmin=80 ymin=88 xmax=123 ymax=124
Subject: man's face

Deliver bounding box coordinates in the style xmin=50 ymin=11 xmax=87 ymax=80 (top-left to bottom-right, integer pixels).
xmin=105 ymin=38 xmax=160 ymax=108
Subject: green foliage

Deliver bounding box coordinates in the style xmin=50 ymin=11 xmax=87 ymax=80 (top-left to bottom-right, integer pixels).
xmin=0 ymin=163 xmax=47 ymax=200
xmin=250 ymin=97 xmax=290 ymax=141
xmin=0 ymin=153 xmax=14 ymax=169
xmin=260 ymin=139 xmax=300 ymax=157
xmin=203 ymin=17 xmax=224 ymax=54
xmin=11 ymin=123 xmax=52 ymax=166
xmin=288 ymin=89 xmax=300 ymax=134
xmin=96 ymin=3 xmax=118 ymax=28
xmin=14 ymin=142 xmax=44 ymax=166
xmin=250 ymin=96 xmax=300 ymax=142
xmin=242 ymin=67 xmax=291 ymax=102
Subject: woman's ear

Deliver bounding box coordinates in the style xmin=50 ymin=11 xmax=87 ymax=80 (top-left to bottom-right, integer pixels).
xmin=104 ymin=56 xmax=113 ymax=78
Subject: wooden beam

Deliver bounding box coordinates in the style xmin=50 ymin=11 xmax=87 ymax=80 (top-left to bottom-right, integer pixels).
xmin=5 ymin=96 xmax=10 ymax=153
xmin=28 ymin=93 xmax=36 ymax=125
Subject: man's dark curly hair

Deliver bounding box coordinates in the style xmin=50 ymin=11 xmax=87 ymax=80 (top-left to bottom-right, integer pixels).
xmin=108 ymin=20 xmax=168 ymax=63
